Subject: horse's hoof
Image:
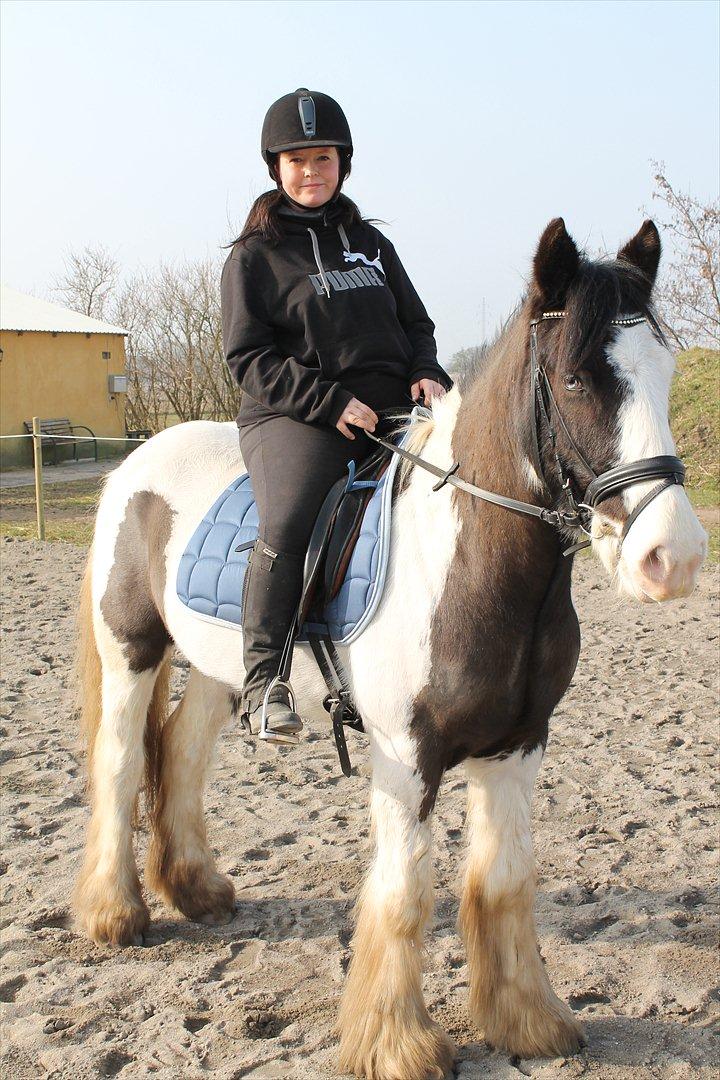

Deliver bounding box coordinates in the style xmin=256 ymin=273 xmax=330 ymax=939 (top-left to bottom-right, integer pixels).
xmin=153 ymin=863 xmax=237 ymax=926
xmin=339 ymin=1017 xmax=454 ymax=1080
xmin=198 ymin=906 xmax=236 ymax=926
xmin=480 ymin=1002 xmax=585 ymax=1060
xmin=78 ymin=901 xmax=150 ymax=947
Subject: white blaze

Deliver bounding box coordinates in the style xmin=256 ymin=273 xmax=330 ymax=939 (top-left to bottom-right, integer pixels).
xmin=598 ymin=322 xmax=706 ymax=599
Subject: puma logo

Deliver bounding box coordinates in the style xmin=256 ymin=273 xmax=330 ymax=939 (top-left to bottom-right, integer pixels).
xmin=342 ymin=248 xmax=385 ymax=276
xmin=309 ymin=265 xmax=385 ymax=295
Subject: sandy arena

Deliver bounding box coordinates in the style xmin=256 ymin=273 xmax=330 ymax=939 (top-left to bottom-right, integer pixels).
xmin=0 ymin=537 xmax=717 ymax=1079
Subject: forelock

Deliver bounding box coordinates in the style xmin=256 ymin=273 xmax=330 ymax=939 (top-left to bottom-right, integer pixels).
xmin=561 ymin=258 xmax=663 ymax=370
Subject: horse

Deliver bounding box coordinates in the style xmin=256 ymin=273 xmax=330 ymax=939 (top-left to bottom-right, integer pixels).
xmin=74 ymin=217 xmax=706 ymax=1080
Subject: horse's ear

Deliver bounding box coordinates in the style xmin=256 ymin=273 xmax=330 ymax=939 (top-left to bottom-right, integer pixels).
xmin=532 ymin=218 xmax=580 ymax=307
xmin=617 ymin=219 xmax=661 ymax=289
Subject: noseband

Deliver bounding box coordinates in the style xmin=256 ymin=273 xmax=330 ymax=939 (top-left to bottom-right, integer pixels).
xmin=364 ymin=311 xmax=686 ymax=557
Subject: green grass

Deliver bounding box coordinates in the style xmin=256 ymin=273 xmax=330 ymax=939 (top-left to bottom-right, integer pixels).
xmin=0 ymin=477 xmax=103 ymax=546
xmin=670 ymin=348 xmax=719 ymax=507
xmin=0 ymin=520 xmax=94 ymax=544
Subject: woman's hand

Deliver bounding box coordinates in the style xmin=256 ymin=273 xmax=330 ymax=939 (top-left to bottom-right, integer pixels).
xmin=336 ymin=397 xmax=379 ymax=440
xmin=411 ymin=378 xmax=447 ymax=406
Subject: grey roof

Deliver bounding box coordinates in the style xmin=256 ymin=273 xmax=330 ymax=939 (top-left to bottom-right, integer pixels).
xmin=0 ymin=285 xmax=128 ymax=335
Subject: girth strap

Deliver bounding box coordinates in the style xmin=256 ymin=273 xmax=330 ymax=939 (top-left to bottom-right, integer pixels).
xmin=308 ymin=631 xmax=364 ymax=777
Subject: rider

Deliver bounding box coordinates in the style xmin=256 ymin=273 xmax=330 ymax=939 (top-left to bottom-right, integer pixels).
xmin=221 ymin=88 xmax=453 ymax=737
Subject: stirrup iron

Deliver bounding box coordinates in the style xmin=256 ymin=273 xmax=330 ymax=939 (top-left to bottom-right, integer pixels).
xmin=258 ymin=675 xmax=301 ymax=745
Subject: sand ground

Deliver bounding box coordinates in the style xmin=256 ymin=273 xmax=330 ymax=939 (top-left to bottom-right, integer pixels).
xmin=0 ymin=538 xmax=718 ymax=1079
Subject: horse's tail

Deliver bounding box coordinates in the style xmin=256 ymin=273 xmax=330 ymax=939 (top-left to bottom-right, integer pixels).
xmin=77 ymin=548 xmax=102 ymax=782
xmin=76 ymin=545 xmax=170 ymax=818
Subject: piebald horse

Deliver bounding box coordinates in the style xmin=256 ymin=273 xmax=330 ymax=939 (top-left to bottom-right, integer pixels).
xmin=75 ymin=219 xmax=706 ymax=1079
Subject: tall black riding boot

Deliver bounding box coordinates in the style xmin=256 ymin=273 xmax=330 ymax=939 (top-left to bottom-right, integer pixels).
xmin=240 ymin=539 xmax=305 ymax=736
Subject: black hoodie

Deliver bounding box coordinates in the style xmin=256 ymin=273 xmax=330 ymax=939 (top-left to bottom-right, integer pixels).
xmin=221 ymin=201 xmax=453 ymax=427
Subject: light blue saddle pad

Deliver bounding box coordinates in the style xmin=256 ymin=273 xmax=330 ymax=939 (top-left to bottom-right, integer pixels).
xmin=176 ymin=421 xmax=418 ymax=645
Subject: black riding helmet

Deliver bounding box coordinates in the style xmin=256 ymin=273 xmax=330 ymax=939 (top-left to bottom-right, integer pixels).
xmin=261 ymin=88 xmax=353 ymax=183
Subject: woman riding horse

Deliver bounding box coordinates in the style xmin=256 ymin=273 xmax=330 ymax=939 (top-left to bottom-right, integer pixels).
xmin=221 ymin=88 xmax=453 ymax=737
xmin=73 ymin=208 xmax=707 ymax=1078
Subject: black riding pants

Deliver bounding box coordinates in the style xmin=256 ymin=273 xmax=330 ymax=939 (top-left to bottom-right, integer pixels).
xmin=239 ymin=415 xmax=377 ymax=556
xmin=237 ymin=401 xmax=408 ymax=713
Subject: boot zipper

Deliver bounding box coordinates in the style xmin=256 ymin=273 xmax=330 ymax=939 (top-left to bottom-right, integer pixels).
xmin=240 ymin=544 xmax=254 ymax=617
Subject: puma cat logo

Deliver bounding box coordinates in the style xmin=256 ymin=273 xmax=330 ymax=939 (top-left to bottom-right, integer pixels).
xmin=342 ymin=248 xmax=385 ymax=276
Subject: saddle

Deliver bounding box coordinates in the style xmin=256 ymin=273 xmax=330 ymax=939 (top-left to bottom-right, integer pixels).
xmin=298 ymin=444 xmax=392 ymax=624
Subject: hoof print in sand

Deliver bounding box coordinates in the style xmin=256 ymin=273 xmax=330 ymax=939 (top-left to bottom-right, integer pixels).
xmin=243 ymin=1008 xmax=286 ymax=1039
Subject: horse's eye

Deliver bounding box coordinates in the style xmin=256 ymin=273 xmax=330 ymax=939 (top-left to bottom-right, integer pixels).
xmin=563 ymin=373 xmax=583 ymax=392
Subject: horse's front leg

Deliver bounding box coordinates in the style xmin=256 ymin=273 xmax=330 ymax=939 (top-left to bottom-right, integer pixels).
xmin=460 ymin=747 xmax=584 ymax=1058
xmin=338 ymin=737 xmax=454 ymax=1080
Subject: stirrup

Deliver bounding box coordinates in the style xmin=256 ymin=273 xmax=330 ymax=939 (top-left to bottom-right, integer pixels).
xmin=258 ymin=675 xmax=301 ymax=745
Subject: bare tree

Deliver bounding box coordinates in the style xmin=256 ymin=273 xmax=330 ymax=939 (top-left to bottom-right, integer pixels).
xmin=128 ymin=258 xmax=235 ymax=427
xmin=54 ymin=250 xmax=239 ymax=432
xmin=648 ymin=164 xmax=720 ymax=349
xmin=447 ymin=344 xmax=486 ymax=381
xmin=53 ymin=245 xmax=120 ymax=319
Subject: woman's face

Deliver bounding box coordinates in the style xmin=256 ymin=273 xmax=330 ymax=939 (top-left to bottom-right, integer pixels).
xmin=277 ymin=146 xmax=340 ymax=207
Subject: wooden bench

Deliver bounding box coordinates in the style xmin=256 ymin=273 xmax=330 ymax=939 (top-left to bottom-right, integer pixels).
xmin=23 ymin=418 xmax=98 ymax=466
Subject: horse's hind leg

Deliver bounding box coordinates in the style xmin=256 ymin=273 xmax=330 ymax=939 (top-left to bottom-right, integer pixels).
xmin=460 ymin=748 xmax=584 ymax=1058
xmin=74 ymin=653 xmax=168 ymax=945
xmin=338 ymin=737 xmax=454 ymax=1080
xmin=146 ymin=666 xmax=235 ymax=925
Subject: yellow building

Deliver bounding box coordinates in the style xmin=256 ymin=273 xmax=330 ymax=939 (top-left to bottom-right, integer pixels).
xmin=0 ymin=286 xmax=128 ymax=466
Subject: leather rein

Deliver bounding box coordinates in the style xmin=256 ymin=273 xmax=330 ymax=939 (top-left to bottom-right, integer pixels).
xmin=364 ymin=311 xmax=686 ymax=557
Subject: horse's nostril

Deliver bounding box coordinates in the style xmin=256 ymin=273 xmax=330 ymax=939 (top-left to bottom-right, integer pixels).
xmin=641 ymin=546 xmax=672 ymax=583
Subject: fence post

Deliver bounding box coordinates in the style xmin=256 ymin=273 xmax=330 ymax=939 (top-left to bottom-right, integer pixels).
xmin=32 ymin=416 xmax=45 ymax=541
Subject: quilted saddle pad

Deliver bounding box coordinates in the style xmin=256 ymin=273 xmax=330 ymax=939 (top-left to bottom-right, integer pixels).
xmin=176 ymin=424 xmax=412 ymax=645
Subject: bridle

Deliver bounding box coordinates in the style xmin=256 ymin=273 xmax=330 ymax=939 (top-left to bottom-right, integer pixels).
xmin=528 ymin=310 xmax=686 ymax=554
xmin=364 ymin=311 xmax=686 ymax=557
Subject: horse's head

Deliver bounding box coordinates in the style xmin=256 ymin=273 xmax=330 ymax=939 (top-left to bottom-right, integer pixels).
xmin=528 ymin=217 xmax=707 ymax=602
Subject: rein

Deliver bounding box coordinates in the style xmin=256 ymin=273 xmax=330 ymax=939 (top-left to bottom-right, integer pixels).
xmin=364 ymin=312 xmax=685 ymax=557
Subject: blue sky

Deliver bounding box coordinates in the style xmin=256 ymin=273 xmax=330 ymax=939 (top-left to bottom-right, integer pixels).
xmin=2 ymin=0 xmax=718 ymax=361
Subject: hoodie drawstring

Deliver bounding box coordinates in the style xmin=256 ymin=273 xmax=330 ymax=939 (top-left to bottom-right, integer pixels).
xmin=308 ymin=224 xmax=356 ymax=299
xmin=307 ymin=227 xmax=331 ymax=299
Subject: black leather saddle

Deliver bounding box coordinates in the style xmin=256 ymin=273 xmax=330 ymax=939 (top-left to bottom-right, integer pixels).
xmin=297 ymin=442 xmax=393 ymax=628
